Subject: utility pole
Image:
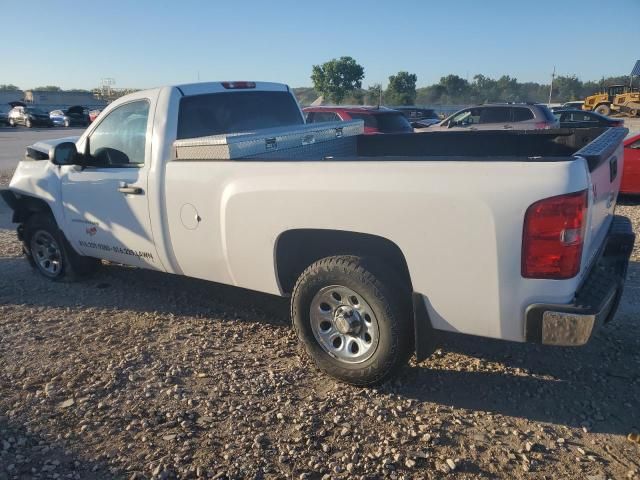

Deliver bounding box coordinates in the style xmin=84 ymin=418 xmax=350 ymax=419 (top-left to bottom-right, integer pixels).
xmin=548 ymin=66 xmax=555 ymax=106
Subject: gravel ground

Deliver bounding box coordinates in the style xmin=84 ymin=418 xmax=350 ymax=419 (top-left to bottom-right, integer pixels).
xmin=0 ymin=170 xmax=639 ymax=480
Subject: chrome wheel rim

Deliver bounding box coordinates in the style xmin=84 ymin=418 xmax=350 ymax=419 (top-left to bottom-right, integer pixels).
xmin=310 ymin=285 xmax=379 ymax=364
xmin=31 ymin=230 xmax=62 ymax=277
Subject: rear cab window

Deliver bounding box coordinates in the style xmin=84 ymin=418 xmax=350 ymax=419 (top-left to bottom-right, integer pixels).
xmin=177 ymin=91 xmax=304 ymax=139
xmin=307 ymin=111 xmax=341 ymax=123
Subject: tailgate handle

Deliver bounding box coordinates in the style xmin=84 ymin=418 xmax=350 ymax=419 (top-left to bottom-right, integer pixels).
xmin=609 ymin=156 xmax=617 ymax=182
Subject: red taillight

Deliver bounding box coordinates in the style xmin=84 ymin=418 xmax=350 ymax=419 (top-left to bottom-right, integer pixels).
xmin=535 ymin=121 xmax=552 ymax=129
xmin=221 ymin=81 xmax=256 ymax=89
xmin=522 ymin=190 xmax=588 ymax=279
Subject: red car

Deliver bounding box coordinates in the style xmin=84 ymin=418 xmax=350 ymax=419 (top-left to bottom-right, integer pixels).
xmin=303 ymin=106 xmax=413 ymax=134
xmin=88 ymin=109 xmax=103 ymax=123
xmin=621 ymin=133 xmax=640 ymax=194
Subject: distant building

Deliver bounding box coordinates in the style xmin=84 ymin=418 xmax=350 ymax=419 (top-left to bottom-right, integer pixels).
xmin=0 ymin=89 xmax=25 ymax=105
xmin=24 ymin=90 xmax=107 ymax=108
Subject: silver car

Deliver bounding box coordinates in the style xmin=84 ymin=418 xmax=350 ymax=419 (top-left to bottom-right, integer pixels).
xmin=417 ymin=103 xmax=559 ymax=131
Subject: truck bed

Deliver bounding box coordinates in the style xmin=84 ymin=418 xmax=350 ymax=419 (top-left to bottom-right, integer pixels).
xmin=353 ymin=127 xmax=627 ymax=170
xmin=172 ymin=127 xmax=627 ymax=172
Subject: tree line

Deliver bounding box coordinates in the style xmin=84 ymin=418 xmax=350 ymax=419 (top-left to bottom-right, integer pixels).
xmin=304 ymin=56 xmax=629 ymax=106
xmin=2 ymin=56 xmax=630 ymax=107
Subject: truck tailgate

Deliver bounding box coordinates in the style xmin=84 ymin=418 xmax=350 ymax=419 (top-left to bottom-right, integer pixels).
xmin=577 ymin=128 xmax=628 ymax=273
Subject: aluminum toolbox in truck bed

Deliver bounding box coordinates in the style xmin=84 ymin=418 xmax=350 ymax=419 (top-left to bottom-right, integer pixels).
xmin=173 ymin=120 xmax=364 ymax=161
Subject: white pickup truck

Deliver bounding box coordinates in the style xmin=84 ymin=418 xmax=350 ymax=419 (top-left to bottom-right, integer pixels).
xmin=1 ymin=81 xmax=634 ymax=385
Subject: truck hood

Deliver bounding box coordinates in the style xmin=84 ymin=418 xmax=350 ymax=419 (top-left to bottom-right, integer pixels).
xmin=28 ymin=136 xmax=80 ymax=159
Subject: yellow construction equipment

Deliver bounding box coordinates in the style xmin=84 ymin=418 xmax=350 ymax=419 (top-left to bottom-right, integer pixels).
xmin=582 ymin=84 xmax=640 ymax=116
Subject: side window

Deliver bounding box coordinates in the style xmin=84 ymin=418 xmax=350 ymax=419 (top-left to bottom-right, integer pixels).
xmin=630 ymin=140 xmax=640 ymax=149
xmin=512 ymin=108 xmax=534 ymax=122
xmin=450 ymin=108 xmax=480 ymax=126
xmin=305 ymin=112 xmax=315 ymax=123
xmin=88 ymin=101 xmax=149 ymax=166
xmin=479 ymin=107 xmax=511 ymax=124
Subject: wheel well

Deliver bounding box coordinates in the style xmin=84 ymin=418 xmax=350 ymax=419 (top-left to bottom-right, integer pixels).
xmin=3 ymin=192 xmax=54 ymax=224
xmin=275 ymin=229 xmax=413 ymax=294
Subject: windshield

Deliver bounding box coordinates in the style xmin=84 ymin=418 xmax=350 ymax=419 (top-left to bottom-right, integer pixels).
xmin=177 ymin=91 xmax=304 ymax=139
xmin=349 ymin=112 xmax=412 ymax=133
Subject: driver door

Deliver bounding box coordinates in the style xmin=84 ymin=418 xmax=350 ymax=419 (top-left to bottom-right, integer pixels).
xmin=61 ymin=99 xmax=161 ymax=270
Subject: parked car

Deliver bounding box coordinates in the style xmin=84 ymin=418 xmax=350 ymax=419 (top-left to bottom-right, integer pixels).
xmin=0 ymin=104 xmax=10 ymax=126
xmin=8 ymin=106 xmax=53 ymax=128
xmin=304 ymin=106 xmax=413 ymax=134
xmin=49 ymin=106 xmax=90 ymax=127
xmin=89 ymin=109 xmax=103 ymax=123
xmin=418 ymin=103 xmax=559 ymax=131
xmin=553 ymin=109 xmax=624 ymax=128
xmin=0 ymin=81 xmax=633 ymax=386
xmin=391 ymin=106 xmax=441 ymax=127
xmin=550 ymin=101 xmax=585 ymax=112
xmin=621 ymin=133 xmax=640 ymax=194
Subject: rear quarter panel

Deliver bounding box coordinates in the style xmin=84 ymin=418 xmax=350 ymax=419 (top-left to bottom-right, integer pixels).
xmin=164 ymin=158 xmax=591 ymax=343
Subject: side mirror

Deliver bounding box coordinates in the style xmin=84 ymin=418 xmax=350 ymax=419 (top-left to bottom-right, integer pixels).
xmin=50 ymin=142 xmax=79 ymax=166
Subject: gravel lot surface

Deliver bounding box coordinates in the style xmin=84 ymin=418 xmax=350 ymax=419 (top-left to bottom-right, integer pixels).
xmin=1 ymin=170 xmax=639 ymax=479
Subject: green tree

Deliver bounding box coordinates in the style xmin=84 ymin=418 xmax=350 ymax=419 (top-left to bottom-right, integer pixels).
xmin=385 ymin=71 xmax=417 ymax=105
xmin=0 ymin=84 xmax=20 ymax=91
xmin=366 ymin=84 xmax=383 ymax=105
xmin=311 ymin=56 xmax=364 ymax=104
xmin=438 ymin=75 xmax=471 ymax=103
xmin=33 ymin=85 xmax=62 ymax=91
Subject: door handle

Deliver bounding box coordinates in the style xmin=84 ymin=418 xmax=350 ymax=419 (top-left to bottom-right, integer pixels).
xmin=118 ymin=185 xmax=143 ymax=195
xmin=503 ymin=124 xmax=513 ymax=129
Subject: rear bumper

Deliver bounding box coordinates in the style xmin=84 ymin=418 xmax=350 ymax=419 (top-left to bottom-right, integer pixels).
xmin=525 ymin=215 xmax=635 ymax=346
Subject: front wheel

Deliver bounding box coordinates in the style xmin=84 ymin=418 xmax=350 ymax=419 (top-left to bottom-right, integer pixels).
xmin=9 ymin=118 xmax=15 ymax=127
xmin=595 ymin=104 xmax=611 ymax=116
xmin=24 ymin=213 xmax=100 ymax=281
xmin=25 ymin=118 xmax=32 ymax=128
xmin=292 ymin=255 xmax=412 ymax=386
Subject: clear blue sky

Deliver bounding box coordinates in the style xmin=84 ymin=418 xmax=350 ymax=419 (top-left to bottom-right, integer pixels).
xmin=2 ymin=0 xmax=638 ymax=90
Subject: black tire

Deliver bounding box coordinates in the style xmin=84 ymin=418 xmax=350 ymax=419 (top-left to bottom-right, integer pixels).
xmin=23 ymin=213 xmax=100 ymax=282
xmin=291 ymin=255 xmax=412 ymax=386
xmin=595 ymin=104 xmax=611 ymax=116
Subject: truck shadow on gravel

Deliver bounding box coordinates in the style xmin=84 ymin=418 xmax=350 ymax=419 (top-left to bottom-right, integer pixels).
xmin=1 ymin=256 xmax=638 ymax=437
xmin=0 ymin=416 xmax=114 ymax=479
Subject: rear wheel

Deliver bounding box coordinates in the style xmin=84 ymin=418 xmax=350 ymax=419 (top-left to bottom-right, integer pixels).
xmin=64 ymin=119 xmax=69 ymax=127
xmin=25 ymin=118 xmax=32 ymax=128
xmin=595 ymin=104 xmax=611 ymax=116
xmin=24 ymin=213 xmax=100 ymax=281
xmin=9 ymin=118 xmax=15 ymax=127
xmin=292 ymin=255 xmax=412 ymax=386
